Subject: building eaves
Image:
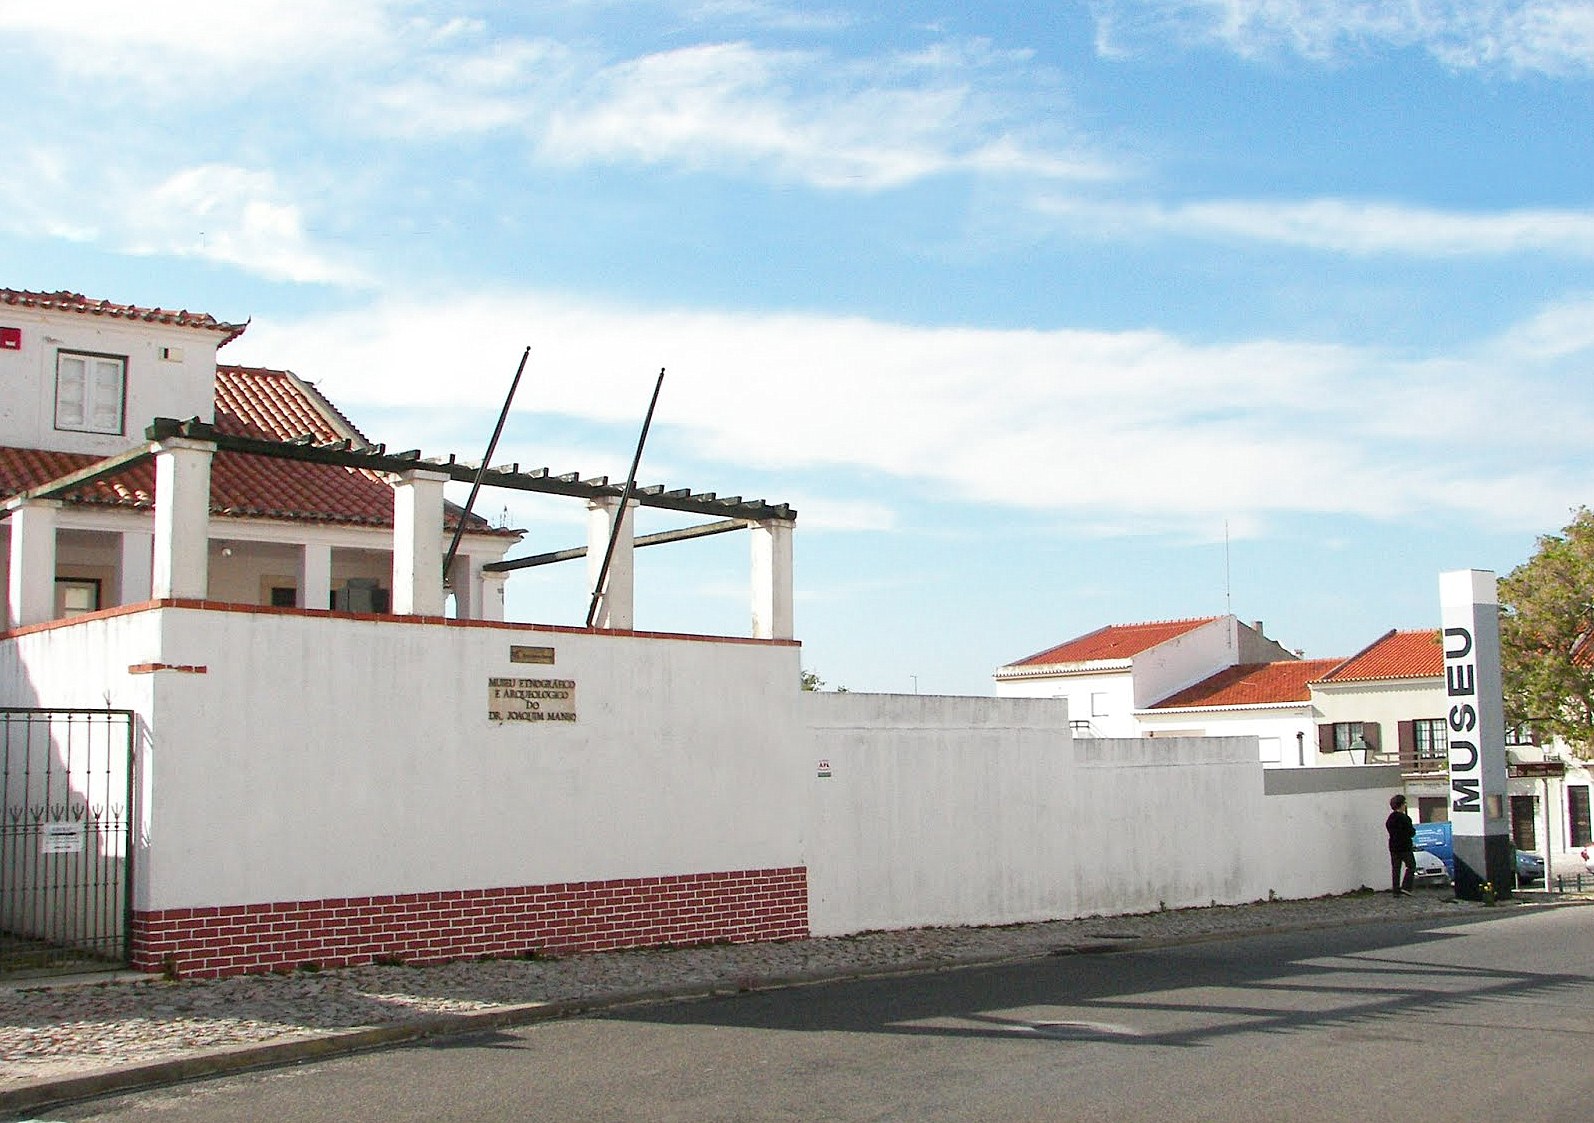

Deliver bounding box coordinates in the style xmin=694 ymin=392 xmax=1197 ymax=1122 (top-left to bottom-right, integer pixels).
xmin=1 ymin=288 xmax=247 ymax=345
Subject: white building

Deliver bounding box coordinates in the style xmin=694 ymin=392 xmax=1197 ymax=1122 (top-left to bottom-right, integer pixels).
xmin=1000 ymin=617 xmax=1594 ymax=865
xmin=992 ymin=615 xmax=1295 ymax=737
xmin=0 ymin=289 xmax=520 ymax=627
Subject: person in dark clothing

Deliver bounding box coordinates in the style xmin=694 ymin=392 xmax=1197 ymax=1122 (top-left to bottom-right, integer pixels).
xmin=1386 ymin=793 xmax=1417 ymax=896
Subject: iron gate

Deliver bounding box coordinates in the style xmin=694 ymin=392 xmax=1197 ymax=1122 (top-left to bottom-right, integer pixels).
xmin=1 ymin=708 xmax=135 ymax=975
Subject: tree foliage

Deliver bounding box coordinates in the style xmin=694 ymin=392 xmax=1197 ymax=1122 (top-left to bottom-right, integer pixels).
xmin=1500 ymin=506 xmax=1594 ymax=757
xmin=800 ymin=668 xmax=847 ymax=693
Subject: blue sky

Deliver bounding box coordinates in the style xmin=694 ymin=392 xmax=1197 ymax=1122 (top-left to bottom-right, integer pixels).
xmin=6 ymin=0 xmax=1594 ymax=693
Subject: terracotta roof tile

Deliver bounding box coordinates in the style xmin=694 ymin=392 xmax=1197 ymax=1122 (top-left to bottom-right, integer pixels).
xmin=1319 ymin=629 xmax=1443 ymax=682
xmin=1151 ymin=658 xmax=1344 ymax=709
xmin=1007 ymin=617 xmax=1221 ymax=667
xmin=1 ymin=288 xmax=246 ymax=344
xmin=0 ymin=366 xmax=507 ymax=534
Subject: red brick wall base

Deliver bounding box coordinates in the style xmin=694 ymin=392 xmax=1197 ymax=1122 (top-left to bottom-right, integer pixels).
xmin=131 ymin=867 xmax=809 ymax=979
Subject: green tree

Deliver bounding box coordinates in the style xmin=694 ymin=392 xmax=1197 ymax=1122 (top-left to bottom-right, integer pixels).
xmin=800 ymin=669 xmax=848 ymax=693
xmin=1500 ymin=506 xmax=1594 ymax=758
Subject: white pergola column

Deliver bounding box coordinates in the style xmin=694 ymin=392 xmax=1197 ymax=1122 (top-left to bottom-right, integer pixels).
xmin=152 ymin=438 xmax=215 ymax=600
xmin=298 ymin=541 xmax=333 ymax=611
xmin=119 ymin=529 xmax=154 ymax=605
xmin=481 ymin=571 xmax=508 ymax=622
xmin=750 ymin=517 xmax=795 ymax=640
xmin=586 ymin=496 xmax=637 ymax=630
xmin=6 ymin=498 xmax=62 ymax=627
xmin=446 ymin=552 xmax=485 ymax=620
xmin=392 ymin=469 xmax=449 ymax=617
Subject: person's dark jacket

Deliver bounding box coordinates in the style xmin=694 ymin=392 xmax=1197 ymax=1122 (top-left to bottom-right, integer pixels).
xmin=1386 ymin=809 xmax=1416 ymax=854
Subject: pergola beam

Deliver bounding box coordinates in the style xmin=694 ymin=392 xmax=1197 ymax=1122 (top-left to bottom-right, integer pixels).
xmin=484 ymin=518 xmax=749 ymax=573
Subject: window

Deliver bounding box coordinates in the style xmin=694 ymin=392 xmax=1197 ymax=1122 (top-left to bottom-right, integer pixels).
xmin=1570 ymin=787 xmax=1591 ymax=849
xmin=1090 ymin=692 xmax=1109 ymax=718
xmin=1397 ymin=719 xmax=1449 ymax=774
xmin=269 ymin=586 xmax=298 ymax=608
xmin=1317 ymin=721 xmax=1381 ymax=755
xmin=1412 ymin=719 xmax=1447 ymax=761
xmin=54 ymin=578 xmax=101 ymax=618
xmin=1258 ymin=737 xmax=1282 ymax=764
xmin=1417 ymin=797 xmax=1448 ymax=823
xmin=1505 ymin=722 xmax=1540 ymax=746
xmin=55 ymin=351 xmax=126 ymax=435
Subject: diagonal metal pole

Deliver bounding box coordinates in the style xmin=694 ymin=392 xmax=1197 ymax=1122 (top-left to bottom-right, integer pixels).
xmin=444 ymin=346 xmax=531 ymax=584
xmin=587 ymin=367 xmax=666 ymax=628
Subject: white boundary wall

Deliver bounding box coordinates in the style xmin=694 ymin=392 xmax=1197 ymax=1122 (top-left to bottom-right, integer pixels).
xmin=804 ymin=692 xmax=1396 ymax=936
xmin=3 ymin=607 xmax=1397 ymax=935
xmin=1 ymin=606 xmax=806 ymax=911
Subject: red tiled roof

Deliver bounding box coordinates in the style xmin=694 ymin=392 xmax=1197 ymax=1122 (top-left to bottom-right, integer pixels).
xmin=1319 ymin=629 xmax=1442 ymax=682
xmin=1151 ymin=658 xmax=1344 ymax=709
xmin=1007 ymin=617 xmax=1221 ymax=667
xmin=1 ymin=289 xmax=247 ymax=345
xmin=0 ymin=366 xmax=506 ymax=534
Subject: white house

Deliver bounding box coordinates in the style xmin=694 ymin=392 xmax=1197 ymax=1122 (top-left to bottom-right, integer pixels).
xmin=1140 ymin=657 xmax=1345 ymax=766
xmin=0 ymin=289 xmax=521 ymax=628
xmin=1000 ymin=616 xmax=1594 ymax=864
xmin=992 ymin=615 xmax=1295 ymax=737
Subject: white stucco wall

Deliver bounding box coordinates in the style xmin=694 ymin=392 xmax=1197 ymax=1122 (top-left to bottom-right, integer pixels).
xmin=993 ymin=668 xmax=1135 ymax=736
xmin=1138 ymin=706 xmax=1321 ymax=767
xmin=5 ymin=607 xmax=806 ymax=911
xmin=1129 ymin=616 xmax=1241 ymax=708
xmin=804 ymin=690 xmax=1393 ymax=936
xmin=4 ymin=607 xmax=1400 ymax=941
xmin=0 ymin=309 xmax=221 ymax=456
xmin=1312 ymin=679 xmax=1446 ymax=752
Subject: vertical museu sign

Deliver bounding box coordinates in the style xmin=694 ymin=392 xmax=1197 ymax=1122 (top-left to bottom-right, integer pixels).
xmin=1439 ymin=569 xmax=1514 ymax=900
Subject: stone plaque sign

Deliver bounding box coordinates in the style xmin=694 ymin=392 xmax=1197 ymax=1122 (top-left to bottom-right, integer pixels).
xmin=510 ymin=645 xmax=556 ymax=665
xmin=489 ymin=677 xmax=577 ymax=724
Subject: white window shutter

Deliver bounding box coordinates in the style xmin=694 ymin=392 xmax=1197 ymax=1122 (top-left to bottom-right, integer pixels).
xmin=56 ymin=355 xmax=87 ymax=428
xmin=90 ymin=358 xmax=124 ymax=432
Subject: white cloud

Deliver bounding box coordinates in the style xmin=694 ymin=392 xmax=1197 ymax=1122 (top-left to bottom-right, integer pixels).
xmin=0 ymin=154 xmax=366 ymax=286
xmin=537 ymin=42 xmax=1112 ymax=189
xmin=1092 ymin=0 xmax=1594 ymax=76
xmin=1032 ymin=194 xmax=1594 ymax=257
xmin=127 ymin=166 xmax=368 ymax=285
xmin=226 ymin=288 xmax=1594 ymax=537
xmin=0 ymin=0 xmax=410 ymax=84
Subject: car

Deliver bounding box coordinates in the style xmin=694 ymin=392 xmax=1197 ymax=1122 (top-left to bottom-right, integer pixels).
xmin=1413 ymin=848 xmax=1450 ymax=887
xmin=1413 ymin=821 xmax=1545 ymax=887
xmin=1516 ymin=849 xmax=1545 ymax=885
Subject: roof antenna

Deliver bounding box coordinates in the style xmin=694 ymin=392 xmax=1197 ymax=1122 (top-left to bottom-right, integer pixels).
xmin=1224 ymin=519 xmax=1231 ymax=617
xmin=587 ymin=367 xmax=666 ymax=628
xmin=444 ymin=346 xmax=531 ymax=582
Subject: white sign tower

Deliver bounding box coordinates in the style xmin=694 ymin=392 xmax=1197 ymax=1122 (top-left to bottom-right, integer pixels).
xmin=1439 ymin=569 xmax=1514 ymax=900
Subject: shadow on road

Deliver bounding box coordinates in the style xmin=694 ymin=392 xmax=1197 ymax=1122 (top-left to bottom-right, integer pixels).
xmin=571 ymin=909 xmax=1590 ymax=1053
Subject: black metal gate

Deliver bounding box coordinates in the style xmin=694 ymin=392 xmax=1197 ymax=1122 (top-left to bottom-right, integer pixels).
xmin=1 ymin=708 xmax=135 ymax=975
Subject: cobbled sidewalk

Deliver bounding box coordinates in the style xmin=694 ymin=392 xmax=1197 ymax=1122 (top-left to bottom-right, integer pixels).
xmin=0 ymin=889 xmax=1563 ymax=1105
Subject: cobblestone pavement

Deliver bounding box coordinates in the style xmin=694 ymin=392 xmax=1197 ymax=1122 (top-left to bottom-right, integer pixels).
xmin=0 ymin=889 xmax=1574 ymax=1096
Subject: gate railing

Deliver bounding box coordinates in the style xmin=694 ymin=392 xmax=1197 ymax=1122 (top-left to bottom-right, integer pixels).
xmin=1 ymin=707 xmax=135 ymax=975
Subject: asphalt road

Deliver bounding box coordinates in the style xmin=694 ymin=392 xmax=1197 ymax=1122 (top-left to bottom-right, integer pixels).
xmin=27 ymin=906 xmax=1594 ymax=1123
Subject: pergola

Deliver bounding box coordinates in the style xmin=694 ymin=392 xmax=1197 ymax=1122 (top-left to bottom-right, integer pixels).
xmin=4 ymin=418 xmax=796 ymax=639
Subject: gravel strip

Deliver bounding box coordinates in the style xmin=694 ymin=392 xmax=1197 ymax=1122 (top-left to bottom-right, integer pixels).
xmin=0 ymin=890 xmax=1537 ymax=1087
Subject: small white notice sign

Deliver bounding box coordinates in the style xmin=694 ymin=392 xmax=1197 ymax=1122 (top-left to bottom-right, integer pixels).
xmin=41 ymin=822 xmax=85 ymax=855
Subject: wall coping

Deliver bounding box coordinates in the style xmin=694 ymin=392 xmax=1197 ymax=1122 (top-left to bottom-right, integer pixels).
xmin=0 ymin=599 xmax=802 ymax=649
